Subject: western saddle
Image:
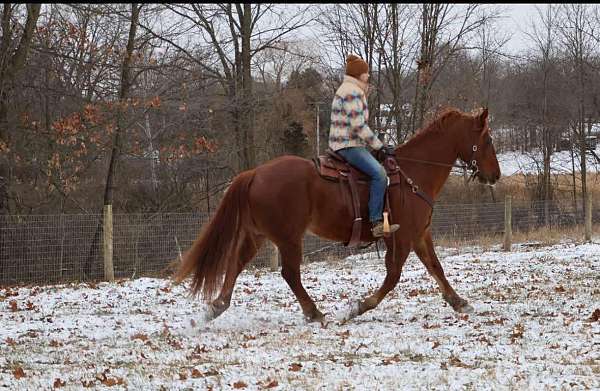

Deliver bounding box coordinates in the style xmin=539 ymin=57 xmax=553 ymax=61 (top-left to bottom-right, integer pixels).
xmin=313 ymin=149 xmax=402 ymax=247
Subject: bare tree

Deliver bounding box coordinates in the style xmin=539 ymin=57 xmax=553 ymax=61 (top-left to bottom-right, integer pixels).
xmin=139 ymin=4 xmax=313 ymax=171
xmin=0 ymin=4 xmax=41 ymax=213
xmin=412 ymin=4 xmax=501 ymax=130
xmin=524 ymin=4 xmax=559 ymax=220
xmin=557 ymin=4 xmax=599 ymax=215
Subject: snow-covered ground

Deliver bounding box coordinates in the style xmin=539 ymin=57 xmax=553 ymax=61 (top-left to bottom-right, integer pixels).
xmin=497 ymin=149 xmax=600 ymax=176
xmin=1 ymin=242 xmax=599 ymax=390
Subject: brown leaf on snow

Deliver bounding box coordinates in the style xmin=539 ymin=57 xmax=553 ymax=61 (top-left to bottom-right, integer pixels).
xmin=554 ymin=285 xmax=566 ymax=293
xmin=448 ymin=355 xmax=473 ymax=369
xmin=261 ymin=379 xmax=279 ymax=389
xmin=191 ymin=369 xmax=203 ymax=378
xmin=289 ymin=363 xmax=303 ymax=372
xmin=49 ymin=340 xmax=63 ymax=348
xmin=9 ymin=300 xmax=18 ymax=312
xmin=382 ymin=354 xmax=402 ymax=365
xmin=590 ymin=308 xmax=600 ymax=322
xmin=233 ymin=380 xmax=248 ymax=389
xmin=130 ymin=333 xmax=149 ymax=342
xmin=510 ymin=323 xmax=525 ymax=343
xmin=101 ymin=377 xmax=125 ymax=387
xmin=13 ymin=367 xmax=26 ymax=379
xmin=5 ymin=337 xmax=17 ymax=346
xmin=97 ymin=371 xmax=125 ymax=387
xmin=53 ymin=378 xmax=66 ymax=388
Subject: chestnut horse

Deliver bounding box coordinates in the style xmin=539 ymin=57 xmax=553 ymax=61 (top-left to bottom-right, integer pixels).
xmin=174 ymin=107 xmax=501 ymax=322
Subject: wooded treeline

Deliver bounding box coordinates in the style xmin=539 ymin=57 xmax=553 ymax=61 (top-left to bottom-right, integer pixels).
xmin=1 ymin=3 xmax=600 ymax=215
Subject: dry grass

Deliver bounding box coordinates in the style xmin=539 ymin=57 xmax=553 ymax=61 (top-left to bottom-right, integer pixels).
xmin=434 ymin=222 xmax=600 ymax=250
xmin=438 ymin=172 xmax=600 ymax=204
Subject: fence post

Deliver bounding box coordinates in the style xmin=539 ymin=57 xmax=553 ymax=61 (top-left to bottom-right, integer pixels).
xmin=270 ymin=241 xmax=279 ymax=272
xmin=103 ymin=204 xmax=115 ymax=281
xmin=503 ymin=195 xmax=512 ymax=251
xmin=585 ymin=192 xmax=592 ymax=242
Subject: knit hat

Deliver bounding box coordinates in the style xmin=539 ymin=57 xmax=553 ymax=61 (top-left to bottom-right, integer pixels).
xmin=345 ymin=54 xmax=369 ymax=79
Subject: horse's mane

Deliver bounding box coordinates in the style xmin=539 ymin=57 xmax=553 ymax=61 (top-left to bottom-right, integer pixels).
xmin=400 ymin=107 xmax=477 ymax=149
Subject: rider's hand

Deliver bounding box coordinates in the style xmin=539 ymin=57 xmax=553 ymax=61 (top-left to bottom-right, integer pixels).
xmin=383 ymin=145 xmax=395 ymax=156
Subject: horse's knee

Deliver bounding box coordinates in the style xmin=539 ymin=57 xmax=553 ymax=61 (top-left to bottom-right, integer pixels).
xmin=281 ymin=265 xmax=294 ymax=282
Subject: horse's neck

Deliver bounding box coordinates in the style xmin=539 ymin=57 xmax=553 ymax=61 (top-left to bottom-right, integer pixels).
xmin=397 ymin=128 xmax=459 ymax=199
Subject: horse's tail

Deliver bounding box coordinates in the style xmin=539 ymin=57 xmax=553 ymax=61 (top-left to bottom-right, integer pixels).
xmin=173 ymin=170 xmax=255 ymax=299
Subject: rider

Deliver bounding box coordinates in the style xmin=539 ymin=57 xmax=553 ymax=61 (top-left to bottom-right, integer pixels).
xmin=328 ymin=54 xmax=400 ymax=238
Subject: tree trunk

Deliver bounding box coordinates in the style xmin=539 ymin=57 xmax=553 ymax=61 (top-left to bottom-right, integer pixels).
xmin=240 ymin=4 xmax=254 ymax=170
xmin=0 ymin=4 xmax=41 ymax=213
xmin=85 ymin=4 xmax=140 ymax=278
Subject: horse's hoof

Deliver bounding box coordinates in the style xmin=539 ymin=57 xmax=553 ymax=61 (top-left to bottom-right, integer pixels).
xmin=203 ymin=305 xmax=217 ymax=322
xmin=457 ymin=303 xmax=474 ymax=314
xmin=203 ymin=303 xmax=227 ymax=322
xmin=304 ymin=310 xmax=325 ymax=323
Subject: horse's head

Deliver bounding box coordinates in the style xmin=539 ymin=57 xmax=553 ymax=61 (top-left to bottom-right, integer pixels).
xmin=457 ymin=108 xmax=501 ymax=185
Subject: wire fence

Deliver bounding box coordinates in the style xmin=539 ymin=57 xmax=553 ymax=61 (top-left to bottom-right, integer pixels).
xmin=1 ymin=198 xmax=597 ymax=286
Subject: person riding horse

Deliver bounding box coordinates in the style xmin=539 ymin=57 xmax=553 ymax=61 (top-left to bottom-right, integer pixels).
xmin=328 ymin=54 xmax=400 ymax=238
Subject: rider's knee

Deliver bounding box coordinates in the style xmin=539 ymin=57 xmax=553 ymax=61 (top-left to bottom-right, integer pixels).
xmin=374 ymin=166 xmax=387 ymax=183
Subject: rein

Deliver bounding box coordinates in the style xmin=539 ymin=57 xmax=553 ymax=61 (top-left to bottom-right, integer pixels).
xmin=395 ymin=144 xmax=483 ymax=184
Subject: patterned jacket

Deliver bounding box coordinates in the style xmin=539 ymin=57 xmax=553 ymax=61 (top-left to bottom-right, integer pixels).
xmin=328 ymin=75 xmax=383 ymax=151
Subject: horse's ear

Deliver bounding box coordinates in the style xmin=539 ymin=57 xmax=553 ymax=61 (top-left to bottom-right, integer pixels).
xmin=479 ymin=108 xmax=489 ymax=130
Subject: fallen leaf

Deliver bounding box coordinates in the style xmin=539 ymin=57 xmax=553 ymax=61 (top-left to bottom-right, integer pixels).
xmin=510 ymin=323 xmax=525 ymax=343
xmin=448 ymin=355 xmax=473 ymax=368
xmin=233 ymin=380 xmax=247 ymax=389
xmin=554 ymin=285 xmax=566 ymax=293
xmin=289 ymin=363 xmax=302 ymax=372
xmin=262 ymin=379 xmax=278 ymax=389
xmin=191 ymin=369 xmax=203 ymax=378
xmin=590 ymin=308 xmax=600 ymax=322
xmin=130 ymin=333 xmax=149 ymax=342
xmin=6 ymin=337 xmax=17 ymax=346
xmin=382 ymin=354 xmax=402 ymax=365
xmin=13 ymin=367 xmax=26 ymax=379
xmin=49 ymin=340 xmax=63 ymax=347
xmin=9 ymin=300 xmax=17 ymax=312
xmin=53 ymin=378 xmax=66 ymax=388
xmin=101 ymin=377 xmax=124 ymax=387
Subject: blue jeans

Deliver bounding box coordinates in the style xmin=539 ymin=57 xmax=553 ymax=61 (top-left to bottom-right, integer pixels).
xmin=337 ymin=147 xmax=387 ymax=223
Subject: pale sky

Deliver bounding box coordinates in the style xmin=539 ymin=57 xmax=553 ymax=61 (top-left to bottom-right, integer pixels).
xmin=504 ymin=3 xmax=548 ymax=54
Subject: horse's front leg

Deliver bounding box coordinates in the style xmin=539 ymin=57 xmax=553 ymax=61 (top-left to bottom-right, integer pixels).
xmin=413 ymin=231 xmax=473 ymax=313
xmin=345 ymin=239 xmax=410 ymax=320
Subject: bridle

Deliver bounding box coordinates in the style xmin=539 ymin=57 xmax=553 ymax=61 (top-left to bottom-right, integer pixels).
xmin=395 ymin=133 xmax=493 ymax=184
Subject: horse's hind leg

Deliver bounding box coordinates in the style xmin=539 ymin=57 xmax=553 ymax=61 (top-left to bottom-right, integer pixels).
xmin=413 ymin=230 xmax=473 ymax=313
xmin=205 ymin=233 xmax=265 ymax=321
xmin=277 ymin=241 xmax=324 ymax=323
